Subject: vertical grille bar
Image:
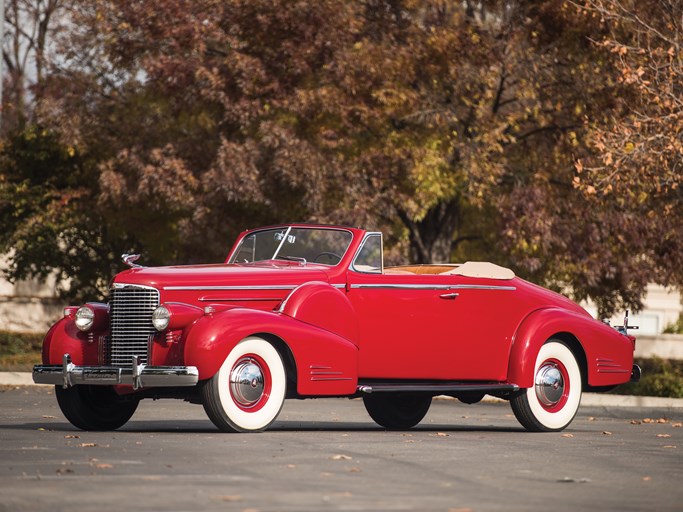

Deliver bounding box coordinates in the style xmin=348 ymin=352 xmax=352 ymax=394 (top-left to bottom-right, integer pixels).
xmin=109 ymin=285 xmax=159 ymax=367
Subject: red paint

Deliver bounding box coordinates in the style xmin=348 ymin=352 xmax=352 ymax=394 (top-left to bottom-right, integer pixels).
xmin=42 ymin=224 xmax=635 ymax=401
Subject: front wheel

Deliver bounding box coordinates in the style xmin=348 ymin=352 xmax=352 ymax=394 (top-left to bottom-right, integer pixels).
xmin=363 ymin=393 xmax=432 ymax=429
xmin=201 ymin=337 xmax=286 ymax=433
xmin=510 ymin=340 xmax=582 ymax=432
xmin=55 ymin=385 xmax=139 ymax=431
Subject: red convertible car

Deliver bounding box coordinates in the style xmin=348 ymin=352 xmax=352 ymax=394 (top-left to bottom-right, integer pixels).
xmin=33 ymin=224 xmax=639 ymax=432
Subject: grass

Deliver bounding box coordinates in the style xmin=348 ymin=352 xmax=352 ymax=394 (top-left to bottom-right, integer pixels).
xmin=0 ymin=330 xmax=681 ymax=398
xmin=0 ymin=331 xmax=43 ymax=371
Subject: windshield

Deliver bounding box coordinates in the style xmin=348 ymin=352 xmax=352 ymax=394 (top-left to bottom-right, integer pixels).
xmin=229 ymin=227 xmax=353 ymax=266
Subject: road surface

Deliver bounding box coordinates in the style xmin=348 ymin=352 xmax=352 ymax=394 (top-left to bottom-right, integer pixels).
xmin=1 ymin=386 xmax=681 ymax=511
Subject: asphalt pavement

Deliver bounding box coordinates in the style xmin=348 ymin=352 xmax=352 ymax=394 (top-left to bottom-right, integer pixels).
xmin=1 ymin=385 xmax=682 ymax=512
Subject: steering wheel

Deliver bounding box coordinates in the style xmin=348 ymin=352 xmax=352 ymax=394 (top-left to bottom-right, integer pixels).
xmin=313 ymin=252 xmax=342 ymax=264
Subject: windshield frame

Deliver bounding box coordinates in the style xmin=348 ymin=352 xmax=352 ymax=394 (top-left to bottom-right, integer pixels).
xmin=227 ymin=226 xmax=355 ymax=267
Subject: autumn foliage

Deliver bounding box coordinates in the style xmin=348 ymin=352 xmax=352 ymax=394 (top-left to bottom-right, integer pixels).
xmin=0 ymin=0 xmax=680 ymax=315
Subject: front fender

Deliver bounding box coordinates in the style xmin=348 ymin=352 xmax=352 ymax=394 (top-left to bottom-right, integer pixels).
xmin=41 ymin=315 xmax=99 ymax=366
xmin=508 ymin=308 xmax=634 ymax=388
xmin=183 ymin=308 xmax=358 ymax=396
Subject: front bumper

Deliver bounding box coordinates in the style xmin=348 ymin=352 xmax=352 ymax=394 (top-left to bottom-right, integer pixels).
xmin=33 ymin=354 xmax=199 ymax=390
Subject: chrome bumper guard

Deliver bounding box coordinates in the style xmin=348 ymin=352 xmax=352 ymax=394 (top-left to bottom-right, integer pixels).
xmin=33 ymin=354 xmax=199 ymax=390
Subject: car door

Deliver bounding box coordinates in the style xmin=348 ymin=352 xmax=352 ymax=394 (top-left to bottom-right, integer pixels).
xmin=345 ymin=235 xmax=520 ymax=381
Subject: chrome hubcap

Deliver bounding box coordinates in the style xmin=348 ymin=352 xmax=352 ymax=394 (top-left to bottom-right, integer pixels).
xmin=230 ymin=358 xmax=265 ymax=407
xmin=535 ymin=363 xmax=564 ymax=406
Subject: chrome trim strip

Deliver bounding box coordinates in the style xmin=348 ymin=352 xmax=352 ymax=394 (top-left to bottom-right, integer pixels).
xmin=349 ymin=284 xmax=516 ymax=291
xmin=358 ymin=383 xmax=520 ymax=394
xmin=113 ymin=282 xmax=158 ymax=290
xmin=278 ymin=282 xmax=346 ymax=313
xmin=198 ymin=297 xmax=282 ymax=302
xmin=164 ymin=285 xmax=298 ymax=291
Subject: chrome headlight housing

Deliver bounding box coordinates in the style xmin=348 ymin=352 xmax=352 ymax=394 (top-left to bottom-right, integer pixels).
xmin=74 ymin=306 xmax=95 ymax=332
xmin=152 ymin=305 xmax=171 ymax=331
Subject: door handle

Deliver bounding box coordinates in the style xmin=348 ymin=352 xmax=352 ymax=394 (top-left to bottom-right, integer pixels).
xmin=439 ymin=292 xmax=459 ymax=300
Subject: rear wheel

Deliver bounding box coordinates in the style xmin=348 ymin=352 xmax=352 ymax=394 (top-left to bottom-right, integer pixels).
xmin=55 ymin=385 xmax=139 ymax=431
xmin=510 ymin=340 xmax=582 ymax=432
xmin=363 ymin=393 xmax=432 ymax=429
xmin=201 ymin=336 xmax=286 ymax=433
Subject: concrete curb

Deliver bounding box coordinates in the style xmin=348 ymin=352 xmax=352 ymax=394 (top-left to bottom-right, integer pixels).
xmin=3 ymin=372 xmax=683 ymax=408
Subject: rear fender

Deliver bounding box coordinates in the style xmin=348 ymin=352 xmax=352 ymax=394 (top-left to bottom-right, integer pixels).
xmin=184 ymin=308 xmax=358 ymax=396
xmin=508 ymin=308 xmax=634 ymax=388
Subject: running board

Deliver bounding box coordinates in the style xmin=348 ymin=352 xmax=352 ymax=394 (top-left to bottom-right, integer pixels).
xmin=357 ymin=382 xmax=519 ymax=395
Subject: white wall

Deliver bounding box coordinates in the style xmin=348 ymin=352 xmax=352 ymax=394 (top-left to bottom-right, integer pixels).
xmin=0 ymin=256 xmax=65 ymax=333
xmin=582 ymin=284 xmax=682 ymax=336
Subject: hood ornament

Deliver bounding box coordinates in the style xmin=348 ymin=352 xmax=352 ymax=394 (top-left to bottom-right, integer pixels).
xmin=122 ymin=253 xmax=143 ymax=269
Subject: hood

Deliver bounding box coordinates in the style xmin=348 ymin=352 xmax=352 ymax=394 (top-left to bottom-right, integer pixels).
xmin=112 ymin=263 xmax=332 ymax=290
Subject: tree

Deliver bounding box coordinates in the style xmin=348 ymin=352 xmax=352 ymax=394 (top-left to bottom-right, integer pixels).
xmin=1 ymin=0 xmax=679 ymax=315
xmin=0 ymin=126 xmax=125 ymax=300
xmin=1 ymin=0 xmax=71 ymax=131
xmin=572 ymin=0 xmax=683 ymax=304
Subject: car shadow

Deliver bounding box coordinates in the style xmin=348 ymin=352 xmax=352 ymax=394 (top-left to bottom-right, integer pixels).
xmin=3 ymin=420 xmax=526 ymax=434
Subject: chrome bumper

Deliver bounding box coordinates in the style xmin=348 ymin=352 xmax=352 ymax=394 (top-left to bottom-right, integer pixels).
xmin=33 ymin=354 xmax=199 ymax=390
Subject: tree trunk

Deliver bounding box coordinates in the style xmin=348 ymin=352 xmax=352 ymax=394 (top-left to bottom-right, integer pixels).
xmin=396 ymin=197 xmax=463 ymax=264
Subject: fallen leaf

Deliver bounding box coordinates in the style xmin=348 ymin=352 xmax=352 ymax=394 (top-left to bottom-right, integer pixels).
xmin=93 ymin=463 xmax=113 ymax=469
xmin=657 ymin=434 xmax=671 ymax=438
xmin=643 ymin=418 xmax=655 ymax=423
xmin=56 ymin=468 xmax=74 ymax=475
xmin=602 ymin=431 xmax=613 ymax=436
xmin=348 ymin=467 xmax=362 ymax=473
xmin=588 ymin=417 xmax=596 ymax=421
xmin=330 ymin=454 xmax=352 ymax=461
xmin=64 ymin=435 xmax=80 ymax=439
xmin=662 ymin=445 xmax=677 ymax=449
xmin=672 ymin=423 xmax=682 ymax=428
xmin=286 ymin=464 xmax=296 ymax=469
xmin=642 ymin=476 xmax=652 ymax=482
xmin=79 ymin=443 xmax=97 ymax=448
xmin=657 ymin=418 xmax=669 ymax=424
xmin=435 ymin=432 xmax=449 ymax=437
xmin=213 ymin=496 xmax=241 ymax=502
xmin=630 ymin=420 xmax=641 ymax=425
xmin=562 ymin=434 xmax=574 ymax=438
xmin=557 ymin=477 xmax=590 ymax=483
xmin=42 ymin=415 xmax=57 ymax=419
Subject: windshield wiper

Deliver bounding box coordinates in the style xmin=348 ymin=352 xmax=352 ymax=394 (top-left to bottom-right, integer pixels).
xmin=276 ymin=255 xmax=307 ymax=266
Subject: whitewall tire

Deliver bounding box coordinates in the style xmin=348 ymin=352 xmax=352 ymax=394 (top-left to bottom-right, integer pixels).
xmin=510 ymin=340 xmax=582 ymax=432
xmin=201 ymin=337 xmax=286 ymax=433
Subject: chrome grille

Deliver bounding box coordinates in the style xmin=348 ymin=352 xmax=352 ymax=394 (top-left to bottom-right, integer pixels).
xmin=109 ymin=285 xmax=159 ymax=367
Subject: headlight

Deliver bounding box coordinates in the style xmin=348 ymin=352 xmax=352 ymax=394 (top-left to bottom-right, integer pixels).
xmin=152 ymin=305 xmax=171 ymax=331
xmin=74 ymin=306 xmax=95 ymax=332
